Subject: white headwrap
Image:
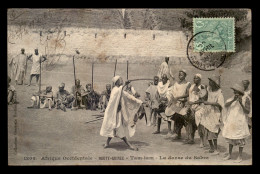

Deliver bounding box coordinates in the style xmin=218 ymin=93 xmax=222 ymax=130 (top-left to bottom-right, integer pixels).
xmin=180 ymin=69 xmax=187 ymax=75
xmin=112 ymin=75 xmax=121 ymax=84
xmin=195 ymin=73 xmax=202 ymax=79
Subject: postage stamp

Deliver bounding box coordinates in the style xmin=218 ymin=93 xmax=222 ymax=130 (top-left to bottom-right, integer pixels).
xmin=193 ymin=18 xmax=235 ymax=52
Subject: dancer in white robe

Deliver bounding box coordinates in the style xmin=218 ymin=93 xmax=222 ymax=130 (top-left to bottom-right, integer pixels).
xmin=100 ymin=76 xmax=143 ymax=151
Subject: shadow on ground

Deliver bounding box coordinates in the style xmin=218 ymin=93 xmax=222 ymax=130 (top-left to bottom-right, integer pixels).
xmin=105 ymin=141 xmax=150 ymax=151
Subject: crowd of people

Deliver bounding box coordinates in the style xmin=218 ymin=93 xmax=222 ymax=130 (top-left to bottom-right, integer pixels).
xmin=142 ymin=57 xmax=252 ymax=163
xmin=99 ymin=56 xmax=252 ymax=163
xmin=8 ymin=49 xmax=252 ymax=163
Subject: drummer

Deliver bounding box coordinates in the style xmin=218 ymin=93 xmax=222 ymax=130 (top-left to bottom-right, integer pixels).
xmin=166 ymin=69 xmax=191 ymax=140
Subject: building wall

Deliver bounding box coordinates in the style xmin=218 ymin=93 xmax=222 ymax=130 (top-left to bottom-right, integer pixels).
xmin=8 ymin=26 xmax=189 ymax=64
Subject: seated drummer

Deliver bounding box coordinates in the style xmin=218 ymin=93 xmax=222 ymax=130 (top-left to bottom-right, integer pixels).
xmin=83 ymin=83 xmax=100 ymax=110
xmin=55 ymin=83 xmax=74 ymax=112
xmin=71 ymin=79 xmax=85 ymax=110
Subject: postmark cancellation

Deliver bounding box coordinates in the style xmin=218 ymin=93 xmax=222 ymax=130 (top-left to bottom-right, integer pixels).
xmin=193 ymin=17 xmax=235 ymax=52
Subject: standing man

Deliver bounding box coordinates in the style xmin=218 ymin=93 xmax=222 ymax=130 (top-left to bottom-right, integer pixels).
xmin=185 ymin=74 xmax=207 ymax=145
xmin=222 ymin=84 xmax=251 ymax=163
xmin=201 ymin=76 xmax=225 ymax=155
xmin=157 ymin=56 xmax=174 ymax=81
xmin=9 ymin=48 xmax=32 ymax=85
xmin=27 ymin=48 xmax=47 ymax=86
xmin=166 ymin=69 xmax=191 ymax=140
xmin=100 ymin=76 xmax=143 ymax=151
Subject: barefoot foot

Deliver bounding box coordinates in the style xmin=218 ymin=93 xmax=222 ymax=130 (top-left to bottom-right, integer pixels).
xmin=152 ymin=131 xmax=160 ymax=134
xmin=223 ymin=154 xmax=231 ymax=161
xmin=103 ymin=144 xmax=109 ymax=149
xmin=129 ymin=146 xmax=138 ymax=151
xmin=234 ymin=157 xmax=242 ymax=163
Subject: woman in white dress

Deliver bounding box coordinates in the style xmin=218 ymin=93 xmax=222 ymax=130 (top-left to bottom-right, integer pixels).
xmin=222 ymin=84 xmax=251 ymax=163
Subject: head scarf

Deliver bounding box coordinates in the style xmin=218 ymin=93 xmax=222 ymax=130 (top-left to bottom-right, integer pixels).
xmin=112 ymin=75 xmax=121 ymax=84
xmin=179 ymin=69 xmax=187 ymax=75
xmin=59 ymin=83 xmax=65 ymax=88
xmin=195 ymin=73 xmax=202 ymax=79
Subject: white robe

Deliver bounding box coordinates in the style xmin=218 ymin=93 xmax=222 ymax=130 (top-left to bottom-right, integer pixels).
xmin=222 ymin=95 xmax=250 ymax=139
xmin=188 ymin=84 xmax=206 ymax=126
xmin=9 ymin=55 xmax=19 ymax=80
xmin=157 ymin=62 xmax=173 ymax=80
xmin=165 ymin=81 xmax=190 ymax=116
xmin=200 ymin=87 xmax=225 ymax=133
xmin=157 ymin=80 xmax=170 ymax=98
xmin=100 ymin=86 xmax=143 ymax=138
xmin=30 ymin=54 xmax=42 ymax=75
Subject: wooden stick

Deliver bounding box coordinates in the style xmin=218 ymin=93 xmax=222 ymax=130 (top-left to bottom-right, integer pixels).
xmin=127 ymin=60 xmax=129 ymax=80
xmin=73 ymin=55 xmax=77 ymax=107
xmin=85 ymin=117 xmax=103 ymax=124
xmin=219 ymin=75 xmax=221 ymax=87
xmin=38 ymin=56 xmax=42 ymax=109
xmin=91 ymin=62 xmax=94 ymax=111
xmin=114 ymin=59 xmax=117 ymax=77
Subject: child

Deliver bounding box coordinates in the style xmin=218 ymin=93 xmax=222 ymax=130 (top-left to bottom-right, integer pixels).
xmin=145 ymin=76 xmax=159 ymax=126
xmin=222 ymin=84 xmax=251 ymax=163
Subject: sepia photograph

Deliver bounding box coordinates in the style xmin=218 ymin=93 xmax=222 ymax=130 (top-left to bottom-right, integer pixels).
xmin=7 ymin=8 xmax=252 ymax=165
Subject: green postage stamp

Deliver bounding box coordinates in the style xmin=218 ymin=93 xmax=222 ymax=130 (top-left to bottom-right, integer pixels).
xmin=193 ymin=18 xmax=235 ymax=52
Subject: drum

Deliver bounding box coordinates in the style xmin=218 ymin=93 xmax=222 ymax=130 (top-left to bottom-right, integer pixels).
xmin=165 ymin=100 xmax=184 ymax=116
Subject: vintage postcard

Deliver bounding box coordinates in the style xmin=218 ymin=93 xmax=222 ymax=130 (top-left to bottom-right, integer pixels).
xmin=7 ymin=8 xmax=252 ymax=165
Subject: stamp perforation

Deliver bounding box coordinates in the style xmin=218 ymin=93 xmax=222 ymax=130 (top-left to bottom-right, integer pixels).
xmin=193 ymin=17 xmax=235 ymax=52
